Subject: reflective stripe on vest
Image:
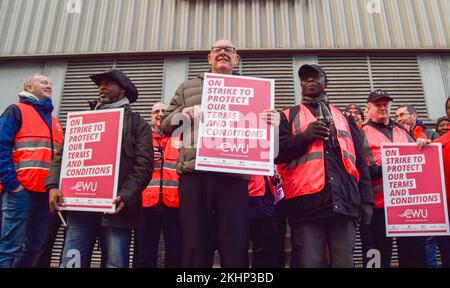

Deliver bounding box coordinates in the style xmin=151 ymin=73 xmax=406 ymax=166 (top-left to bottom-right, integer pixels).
xmin=13 ymin=140 xmax=54 ymax=151
xmin=284 ymin=152 xmax=323 ymax=169
xmin=142 ymin=133 xmax=180 ymax=208
xmin=14 ymin=160 xmax=52 ymax=171
xmin=362 ymin=124 xmax=413 ymax=208
xmin=12 ymin=103 xmax=63 ymax=192
xmin=147 ymin=179 xmax=179 ymax=188
xmin=278 ymin=104 xmax=359 ymax=200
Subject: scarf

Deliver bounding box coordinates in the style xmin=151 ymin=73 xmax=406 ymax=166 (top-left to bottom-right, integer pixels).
xmin=95 ymin=97 xmax=130 ymax=110
xmin=18 ymin=91 xmax=41 ymax=101
xmin=302 ymin=93 xmax=337 ymax=145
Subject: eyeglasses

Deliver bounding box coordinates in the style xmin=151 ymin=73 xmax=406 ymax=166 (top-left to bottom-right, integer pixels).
xmin=210 ymin=46 xmax=237 ymax=54
xmin=151 ymin=109 xmax=166 ymax=114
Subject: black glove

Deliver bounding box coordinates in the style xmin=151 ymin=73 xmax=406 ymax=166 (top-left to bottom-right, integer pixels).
xmin=360 ymin=203 xmax=374 ymax=225
xmin=302 ymin=120 xmax=330 ymax=142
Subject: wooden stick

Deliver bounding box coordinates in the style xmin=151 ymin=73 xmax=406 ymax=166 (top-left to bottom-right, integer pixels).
xmin=57 ymin=212 xmax=67 ymax=228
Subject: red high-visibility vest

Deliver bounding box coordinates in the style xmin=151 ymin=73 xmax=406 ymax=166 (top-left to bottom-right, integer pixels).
xmin=278 ymin=104 xmax=359 ymax=200
xmin=142 ymin=131 xmax=181 ymax=208
xmin=362 ymin=124 xmax=413 ymax=208
xmin=12 ymin=103 xmax=63 ymax=193
xmin=248 ymin=175 xmax=266 ymax=197
xmin=412 ymin=125 xmax=428 ymax=140
xmin=434 ymin=132 xmax=450 ymax=209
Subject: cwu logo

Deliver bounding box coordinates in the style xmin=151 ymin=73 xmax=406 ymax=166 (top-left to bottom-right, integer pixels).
xmin=70 ymin=181 xmax=98 ymax=192
xmin=398 ymin=209 xmax=428 ymax=219
xmin=217 ymin=143 xmax=249 ymax=154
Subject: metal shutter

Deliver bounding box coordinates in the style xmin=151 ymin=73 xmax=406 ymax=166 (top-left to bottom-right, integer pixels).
xmin=59 ymin=58 xmax=164 ymax=126
xmin=317 ymin=54 xmax=371 ymax=114
xmin=370 ymin=54 xmax=426 ymax=119
xmin=115 ymin=58 xmax=165 ymax=121
xmin=188 ymin=55 xmax=295 ymax=110
xmin=318 ymin=53 xmax=428 ymax=120
xmin=188 ymin=56 xmax=211 ymax=79
xmin=58 ymin=60 xmax=114 ymax=126
xmin=241 ymin=56 xmax=295 ymax=110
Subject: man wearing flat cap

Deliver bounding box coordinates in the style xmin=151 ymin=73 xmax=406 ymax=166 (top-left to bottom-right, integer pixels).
xmin=45 ymin=69 xmax=153 ymax=268
xmin=275 ymin=64 xmax=373 ymax=267
xmin=361 ymin=89 xmax=428 ymax=268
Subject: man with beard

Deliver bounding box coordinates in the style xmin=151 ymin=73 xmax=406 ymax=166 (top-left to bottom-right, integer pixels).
xmin=275 ymin=64 xmax=373 ymax=268
xmin=45 ymin=69 xmax=153 ymax=268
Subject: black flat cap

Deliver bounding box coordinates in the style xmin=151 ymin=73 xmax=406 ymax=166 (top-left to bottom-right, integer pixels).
xmin=89 ymin=69 xmax=138 ymax=103
xmin=298 ymin=64 xmax=327 ymax=80
xmin=367 ymin=89 xmax=393 ymax=103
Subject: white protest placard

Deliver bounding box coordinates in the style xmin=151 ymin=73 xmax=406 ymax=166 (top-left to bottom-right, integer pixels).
xmin=195 ymin=73 xmax=275 ymax=176
xmin=59 ymin=109 xmax=123 ymax=213
xmin=381 ymin=143 xmax=450 ymax=237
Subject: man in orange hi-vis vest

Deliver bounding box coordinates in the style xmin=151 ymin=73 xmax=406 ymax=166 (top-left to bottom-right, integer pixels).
xmin=276 ymin=64 xmax=373 ymax=268
xmin=0 ymin=74 xmax=63 ymax=268
xmin=361 ymin=89 xmax=430 ymax=268
xmin=133 ymin=102 xmax=182 ymax=268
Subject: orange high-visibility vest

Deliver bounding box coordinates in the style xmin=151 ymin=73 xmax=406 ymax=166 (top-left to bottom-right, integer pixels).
xmin=412 ymin=125 xmax=428 ymax=140
xmin=12 ymin=103 xmax=63 ymax=193
xmin=248 ymin=175 xmax=266 ymax=197
xmin=142 ymin=131 xmax=181 ymax=208
xmin=278 ymin=104 xmax=359 ymax=200
xmin=362 ymin=124 xmax=413 ymax=208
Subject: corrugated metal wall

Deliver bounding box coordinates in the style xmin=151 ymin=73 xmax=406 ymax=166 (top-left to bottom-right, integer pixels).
xmin=0 ymin=0 xmax=449 ymax=57
xmin=318 ymin=53 xmax=428 ymax=118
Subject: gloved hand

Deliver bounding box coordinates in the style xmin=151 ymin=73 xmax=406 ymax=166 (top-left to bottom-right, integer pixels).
xmin=359 ymin=203 xmax=374 ymax=225
xmin=302 ymin=120 xmax=330 ymax=142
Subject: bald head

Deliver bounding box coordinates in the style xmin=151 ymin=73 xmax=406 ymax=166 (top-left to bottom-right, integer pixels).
xmin=208 ymin=39 xmax=240 ymax=74
xmin=151 ymin=102 xmax=168 ymax=130
xmin=24 ymin=74 xmax=53 ymax=100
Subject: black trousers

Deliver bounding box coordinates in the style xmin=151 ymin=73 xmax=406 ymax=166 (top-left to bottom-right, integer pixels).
xmin=178 ymin=172 xmax=249 ymax=268
xmin=249 ymin=216 xmax=285 ymax=268
xmin=370 ymin=208 xmax=426 ymax=268
xmin=133 ymin=207 xmax=182 ymax=268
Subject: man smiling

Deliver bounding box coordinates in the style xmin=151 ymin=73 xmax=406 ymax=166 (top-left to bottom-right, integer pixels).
xmin=46 ymin=69 xmax=153 ymax=268
xmin=0 ymin=75 xmax=63 ymax=267
xmin=161 ymin=39 xmax=250 ymax=268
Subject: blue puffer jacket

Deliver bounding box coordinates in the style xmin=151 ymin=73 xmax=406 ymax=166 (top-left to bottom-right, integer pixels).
xmin=0 ymin=95 xmax=54 ymax=192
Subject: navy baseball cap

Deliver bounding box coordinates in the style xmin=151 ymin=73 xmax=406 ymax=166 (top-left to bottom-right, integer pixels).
xmin=366 ymin=89 xmax=393 ymax=103
xmin=298 ymin=64 xmax=327 ymax=81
